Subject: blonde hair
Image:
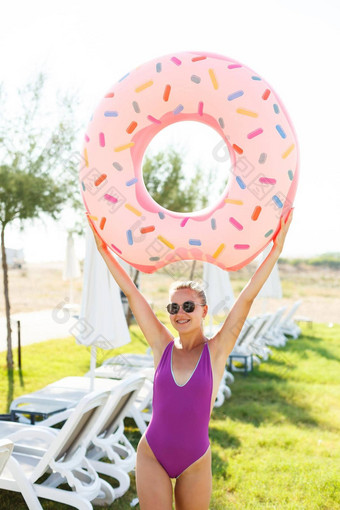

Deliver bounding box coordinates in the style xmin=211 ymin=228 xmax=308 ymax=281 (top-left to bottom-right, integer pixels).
xmin=169 ymin=281 xmax=207 ymax=305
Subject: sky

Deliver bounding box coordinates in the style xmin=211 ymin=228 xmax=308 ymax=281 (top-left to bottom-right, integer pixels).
xmin=1 ymin=0 xmax=340 ymax=263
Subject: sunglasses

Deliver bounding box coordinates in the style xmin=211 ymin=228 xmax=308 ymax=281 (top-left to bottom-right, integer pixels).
xmin=166 ymin=301 xmax=206 ymax=315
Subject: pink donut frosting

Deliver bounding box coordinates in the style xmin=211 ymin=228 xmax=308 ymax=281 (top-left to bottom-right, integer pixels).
xmin=80 ymin=51 xmax=299 ymax=273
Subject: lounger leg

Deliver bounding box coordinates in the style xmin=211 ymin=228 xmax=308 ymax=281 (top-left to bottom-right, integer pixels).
xmin=6 ymin=456 xmax=44 ymax=510
xmin=90 ymin=458 xmax=130 ymax=498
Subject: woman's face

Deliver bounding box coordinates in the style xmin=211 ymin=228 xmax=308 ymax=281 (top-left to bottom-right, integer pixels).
xmin=168 ymin=288 xmax=208 ymax=333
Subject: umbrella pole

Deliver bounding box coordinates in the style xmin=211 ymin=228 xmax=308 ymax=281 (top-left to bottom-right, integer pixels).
xmin=90 ymin=345 xmax=96 ymax=392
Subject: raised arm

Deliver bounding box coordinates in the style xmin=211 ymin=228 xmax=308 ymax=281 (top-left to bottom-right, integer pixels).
xmin=213 ymin=209 xmax=294 ymax=361
xmin=86 ymin=215 xmax=173 ymax=353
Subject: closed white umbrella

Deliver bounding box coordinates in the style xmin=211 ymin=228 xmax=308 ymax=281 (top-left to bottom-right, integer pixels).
xmin=63 ymin=232 xmax=81 ymax=305
xmin=203 ymin=262 xmax=235 ymax=335
xmin=77 ymin=226 xmax=131 ymax=389
xmin=257 ymin=243 xmax=282 ymax=312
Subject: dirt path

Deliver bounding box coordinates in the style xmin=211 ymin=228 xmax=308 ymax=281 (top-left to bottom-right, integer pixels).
xmin=1 ymin=262 xmax=339 ymax=324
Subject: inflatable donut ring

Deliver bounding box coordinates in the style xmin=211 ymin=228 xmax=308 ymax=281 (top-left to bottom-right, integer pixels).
xmin=80 ymin=51 xmax=299 ymax=273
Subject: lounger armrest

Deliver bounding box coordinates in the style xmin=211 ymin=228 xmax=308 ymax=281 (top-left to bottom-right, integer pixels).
xmin=4 ymin=426 xmax=57 ymax=445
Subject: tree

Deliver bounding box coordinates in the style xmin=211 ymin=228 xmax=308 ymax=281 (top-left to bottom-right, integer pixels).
xmin=0 ymin=74 xmax=80 ymax=370
xmin=142 ymin=147 xmax=211 ymax=212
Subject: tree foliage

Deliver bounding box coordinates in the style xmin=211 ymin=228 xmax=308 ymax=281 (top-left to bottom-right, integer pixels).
xmin=142 ymin=147 xmax=223 ymax=213
xmin=0 ymin=74 xmax=81 ymax=369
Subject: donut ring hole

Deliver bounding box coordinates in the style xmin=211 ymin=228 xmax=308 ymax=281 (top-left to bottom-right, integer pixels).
xmin=140 ymin=120 xmax=231 ymax=214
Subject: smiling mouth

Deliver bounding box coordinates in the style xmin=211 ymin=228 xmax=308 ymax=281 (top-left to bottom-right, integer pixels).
xmin=176 ymin=319 xmax=190 ymax=324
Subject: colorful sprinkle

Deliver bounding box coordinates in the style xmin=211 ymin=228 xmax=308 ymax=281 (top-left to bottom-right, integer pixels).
xmin=84 ymin=148 xmax=89 ymax=167
xmin=272 ymin=195 xmax=283 ymax=208
xmin=125 ymin=203 xmax=143 ymax=216
xmin=228 ymin=90 xmax=244 ymax=101
xmin=192 ymin=56 xmax=207 ymax=62
xmin=229 ymin=217 xmax=243 ymax=231
xmin=113 ymin=162 xmax=123 ymax=171
xmin=211 ymin=218 xmax=216 ymax=230
xmin=236 ymin=176 xmax=246 ymax=189
xmin=273 ymin=104 xmax=280 ymax=114
xmin=147 ymin=115 xmax=161 ymax=124
xmin=173 ymin=104 xmax=184 ymax=115
xmin=282 ymin=144 xmax=295 ymax=159
xmin=251 ymin=76 xmax=261 ymax=81
xmin=233 ymin=144 xmax=243 ymax=155
xmin=259 ymin=177 xmax=276 ymax=185
xmin=85 ymin=134 xmax=90 ymax=142
xmin=262 ymin=89 xmax=271 ymax=100
xmin=81 ymin=181 xmax=85 ymax=191
xmin=265 ymin=229 xmax=274 ymax=238
xmin=104 ymin=194 xmax=118 ymax=203
xmin=135 ymin=81 xmax=153 ymax=93
xmin=198 ymin=101 xmax=204 ymax=116
xmin=251 ymin=206 xmax=262 ymax=221
xmin=218 ymin=117 xmax=225 ymax=128
xmin=88 ymin=215 xmax=98 ymax=221
xmin=100 ymin=217 xmax=106 ymax=230
xmin=209 ymin=69 xmax=218 ymax=89
xmin=95 ymin=174 xmax=107 ymax=186
xmin=140 ymin=226 xmax=155 ymax=234
xmin=213 ymin=243 xmax=225 ymax=259
xmin=225 ymin=199 xmax=243 ymax=205
xmin=126 ymin=178 xmax=138 ymax=186
xmin=288 ymin=170 xmax=294 ymax=181
xmin=156 ymin=63 xmax=162 ymax=72
xmin=127 ymin=230 xmax=133 ymax=245
xmin=158 ymin=235 xmax=174 ymax=249
xmin=105 ymin=92 xmax=114 ymax=98
xmin=180 ymin=218 xmax=189 ymax=227
xmin=276 ymin=125 xmax=287 ymax=139
xmin=119 ymin=73 xmax=129 ymax=82
xmin=111 ymin=243 xmax=122 ymax=254
xmin=158 ymin=212 xmax=165 ymax=219
xmin=247 ymin=128 xmax=263 ymax=139
xmin=234 ymin=244 xmax=250 ymax=250
xmin=228 ymin=64 xmax=242 ymax=69
xmin=236 ymin=108 xmax=258 ymax=118
xmin=259 ymin=153 xmax=267 ymax=164
xmin=114 ymin=142 xmax=135 ymax=152
xmin=171 ymin=56 xmax=182 ymax=66
xmin=99 ymin=132 xmax=105 ymax=147
xmin=163 ymin=84 xmax=171 ymax=101
xmin=126 ymin=121 xmax=138 ymax=134
xmin=132 ymin=101 xmax=140 ymax=113
xmin=191 ymin=75 xmax=201 ymax=84
xmin=104 ymin=111 xmax=118 ymax=117
xmin=189 ymin=239 xmax=202 ymax=246
xmin=149 ymin=256 xmax=160 ymax=261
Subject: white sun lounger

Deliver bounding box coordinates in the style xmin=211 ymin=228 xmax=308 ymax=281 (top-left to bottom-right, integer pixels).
xmin=0 ymin=389 xmax=116 ymax=509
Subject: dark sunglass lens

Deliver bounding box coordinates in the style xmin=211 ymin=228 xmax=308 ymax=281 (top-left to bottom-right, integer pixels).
xmin=183 ymin=301 xmax=195 ymax=313
xmin=167 ymin=303 xmax=179 ymax=314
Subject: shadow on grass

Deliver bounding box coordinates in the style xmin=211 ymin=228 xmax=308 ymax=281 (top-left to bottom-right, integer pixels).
xmin=212 ymin=333 xmax=339 ymax=429
xmin=18 ymin=367 xmax=24 ymax=388
xmin=288 ymin=333 xmax=340 ymax=363
xmin=210 ymin=426 xmax=241 ymax=450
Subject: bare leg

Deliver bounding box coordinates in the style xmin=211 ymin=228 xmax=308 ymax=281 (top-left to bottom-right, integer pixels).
xmin=174 ymin=447 xmax=212 ymax=510
xmin=136 ymin=435 xmax=173 ymax=510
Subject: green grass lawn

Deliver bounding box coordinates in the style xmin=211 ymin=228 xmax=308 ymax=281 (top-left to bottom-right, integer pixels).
xmin=0 ymin=323 xmax=339 ymax=509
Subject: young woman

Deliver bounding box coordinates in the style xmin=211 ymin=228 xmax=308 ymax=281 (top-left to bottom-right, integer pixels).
xmin=87 ymin=210 xmax=293 ymax=510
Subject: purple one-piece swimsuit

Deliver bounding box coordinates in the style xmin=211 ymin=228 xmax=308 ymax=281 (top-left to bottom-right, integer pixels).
xmin=145 ymin=340 xmax=213 ymax=478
